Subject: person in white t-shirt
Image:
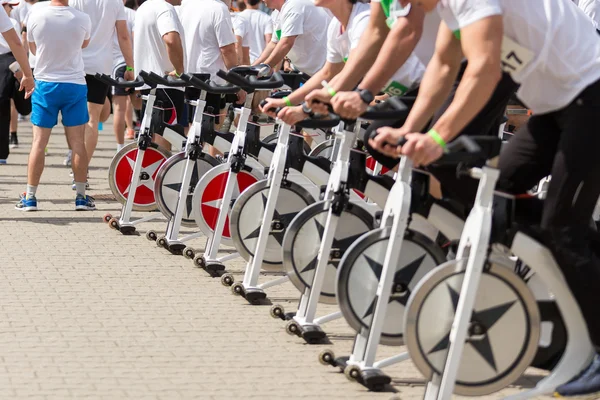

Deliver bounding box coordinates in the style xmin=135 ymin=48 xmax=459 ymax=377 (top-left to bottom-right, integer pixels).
xmin=19 ymin=0 xmax=95 ymax=211
xmin=253 ymin=0 xmax=330 ymax=77
xmin=178 ymin=0 xmax=237 ymax=133
xmin=370 ymin=4 xmax=600 ymax=397
xmin=0 ymin=0 xmax=33 ymax=164
xmin=233 ymin=0 xmax=272 ymax=65
xmin=134 ymin=0 xmax=185 ymax=150
xmin=111 ymin=0 xmax=136 ymax=151
xmin=261 ymin=0 xmax=423 ymax=128
xmin=69 ymin=0 xmax=134 ymax=184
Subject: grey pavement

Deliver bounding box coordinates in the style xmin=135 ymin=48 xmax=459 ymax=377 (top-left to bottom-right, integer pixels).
xmin=0 ymin=118 xmax=553 ymax=399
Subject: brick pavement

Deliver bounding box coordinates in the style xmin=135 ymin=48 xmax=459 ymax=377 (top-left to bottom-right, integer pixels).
xmin=0 ymin=118 xmax=554 ymax=399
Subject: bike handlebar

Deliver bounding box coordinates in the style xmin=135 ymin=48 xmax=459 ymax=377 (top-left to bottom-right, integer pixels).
xmin=94 ymin=73 xmax=145 ymax=89
xmin=180 ymin=73 xmax=240 ymax=95
xmin=216 ymin=68 xmax=284 ymax=90
xmin=138 ymin=71 xmax=189 ymax=88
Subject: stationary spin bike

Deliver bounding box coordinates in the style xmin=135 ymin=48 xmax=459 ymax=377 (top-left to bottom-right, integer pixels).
xmin=190 ymin=66 xmax=286 ymax=270
xmin=140 ymin=72 xmax=242 ymax=255
xmin=402 ymin=141 xmax=595 ymax=398
xmin=99 ymin=72 xmax=187 ymax=234
xmin=279 ymin=100 xmax=413 ymax=343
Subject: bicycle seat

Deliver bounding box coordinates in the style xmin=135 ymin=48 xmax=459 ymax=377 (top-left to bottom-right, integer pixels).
xmin=139 ymin=71 xmax=189 ymax=88
xmin=180 ymin=73 xmax=240 ymax=95
xmin=94 ymin=73 xmax=145 ymax=89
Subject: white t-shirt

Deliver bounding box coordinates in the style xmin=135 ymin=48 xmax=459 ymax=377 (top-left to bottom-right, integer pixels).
xmin=371 ymin=0 xmax=441 ymax=66
xmin=0 ymin=6 xmax=14 ymax=34
xmin=271 ymin=0 xmax=330 ymax=76
xmin=178 ymin=0 xmax=235 ymax=83
xmin=233 ymin=8 xmax=273 ymax=63
xmin=134 ymin=0 xmax=186 ymax=90
xmin=573 ymin=0 xmax=600 ymax=29
xmin=326 ymin=2 xmax=370 ymax=64
xmin=437 ymin=0 xmax=600 ymax=114
xmin=23 ymin=1 xmax=50 ymax=69
xmin=112 ymin=7 xmax=135 ymax=68
xmin=0 ymin=18 xmax=19 ymax=55
xmin=10 ymin=1 xmax=30 ymax=28
xmin=69 ymin=0 xmax=126 ymax=75
xmin=27 ymin=5 xmax=91 ymax=84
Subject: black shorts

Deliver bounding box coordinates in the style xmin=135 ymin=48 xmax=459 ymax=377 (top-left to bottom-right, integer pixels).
xmin=111 ymin=63 xmax=131 ymax=96
xmin=85 ymin=74 xmax=109 ymax=105
xmin=140 ymin=88 xmax=185 ymax=126
xmin=184 ymin=87 xmax=227 ymax=124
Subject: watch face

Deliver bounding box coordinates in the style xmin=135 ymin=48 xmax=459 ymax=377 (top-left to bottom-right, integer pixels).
xmin=360 ymin=90 xmax=374 ymax=104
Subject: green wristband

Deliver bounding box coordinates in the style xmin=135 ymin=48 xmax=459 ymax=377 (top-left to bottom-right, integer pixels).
xmin=327 ymin=87 xmax=337 ymax=97
xmin=283 ymin=96 xmax=293 ymax=107
xmin=125 ymin=66 xmax=134 ymax=72
xmin=174 ymin=71 xmax=181 ymax=78
xmin=427 ymin=129 xmax=447 ymax=150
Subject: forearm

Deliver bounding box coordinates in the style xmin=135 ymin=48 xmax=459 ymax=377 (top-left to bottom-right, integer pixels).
xmin=264 ymin=37 xmax=294 ymax=69
xmin=235 ymin=37 xmax=244 ymax=65
xmin=431 ymin=63 xmax=501 ymax=142
xmin=165 ymin=41 xmax=184 ymax=73
xmin=359 ymin=19 xmax=421 ymax=93
xmin=242 ymin=47 xmax=250 ymax=66
xmin=221 ymin=44 xmax=238 ymax=70
xmin=117 ymin=34 xmax=134 ymax=68
xmin=253 ymin=40 xmax=276 ymax=65
xmin=403 ymin=56 xmax=459 ymax=132
xmin=4 ymin=30 xmax=32 ymax=77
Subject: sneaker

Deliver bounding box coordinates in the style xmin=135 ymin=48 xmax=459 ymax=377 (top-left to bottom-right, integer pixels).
xmin=554 ymin=355 xmax=600 ymax=398
xmin=75 ymin=194 xmax=96 ymax=211
xmin=125 ymin=128 xmax=135 ymax=140
xmin=9 ymin=133 xmax=18 ymax=148
xmin=71 ymin=180 xmax=90 ymax=190
xmin=0 ymin=159 xmax=6 ymax=165
xmin=17 ymin=114 xmax=26 ymax=122
xmin=63 ymin=150 xmax=72 ymax=166
xmin=15 ymin=193 xmax=37 ymax=211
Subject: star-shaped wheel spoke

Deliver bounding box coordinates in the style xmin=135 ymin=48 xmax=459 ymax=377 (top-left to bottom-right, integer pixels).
xmin=243 ymin=193 xmax=299 ymax=246
xmin=164 ymin=163 xmax=201 ymax=218
xmin=426 ymin=284 xmax=517 ymax=373
xmin=299 ymin=218 xmax=363 ymax=274
xmin=361 ymin=253 xmax=427 ymax=319
xmin=124 ymin=156 xmax=164 ymax=195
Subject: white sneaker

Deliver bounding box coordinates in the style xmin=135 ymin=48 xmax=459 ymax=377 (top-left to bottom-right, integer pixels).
xmin=63 ymin=150 xmax=72 ymax=166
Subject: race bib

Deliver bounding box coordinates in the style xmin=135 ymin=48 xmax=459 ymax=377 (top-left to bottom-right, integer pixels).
xmin=382 ymin=80 xmax=408 ymax=97
xmin=500 ymin=35 xmax=534 ymax=75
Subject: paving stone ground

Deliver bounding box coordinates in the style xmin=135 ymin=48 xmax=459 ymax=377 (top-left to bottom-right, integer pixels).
xmin=0 ymin=118 xmax=554 ymax=399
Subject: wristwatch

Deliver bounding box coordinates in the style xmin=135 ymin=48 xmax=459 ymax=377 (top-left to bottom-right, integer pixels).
xmin=301 ymin=102 xmax=315 ymax=118
xmin=355 ymin=88 xmax=374 ymax=105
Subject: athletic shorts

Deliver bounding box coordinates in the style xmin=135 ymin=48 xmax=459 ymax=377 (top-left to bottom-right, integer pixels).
xmin=184 ymin=87 xmax=227 ymax=124
xmin=31 ymin=80 xmax=89 ymax=128
xmin=85 ymin=74 xmax=109 ymax=105
xmin=140 ymin=88 xmax=185 ymax=126
xmin=111 ymin=63 xmax=131 ymax=96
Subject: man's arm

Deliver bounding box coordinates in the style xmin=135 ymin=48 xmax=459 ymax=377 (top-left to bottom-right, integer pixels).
xmin=253 ymin=40 xmax=276 ymax=65
xmin=427 ymin=16 xmax=503 ymax=142
xmin=261 ymin=35 xmax=296 ymax=68
xmin=220 ymin=42 xmax=238 ymax=70
xmin=399 ymin=21 xmax=463 ymax=133
xmin=287 ymin=62 xmax=343 ymax=104
xmin=264 ymin=33 xmax=272 ymax=45
xmin=327 ymin=2 xmax=389 ymax=91
xmin=162 ymin=31 xmax=184 ymax=75
xmin=116 ymin=20 xmax=134 ymax=78
xmin=3 ymin=28 xmax=33 ymax=96
xmin=357 ymin=7 xmax=424 ymax=94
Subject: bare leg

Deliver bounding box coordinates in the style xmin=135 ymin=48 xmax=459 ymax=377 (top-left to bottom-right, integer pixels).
xmin=153 ymin=133 xmax=171 ymax=152
xmin=125 ymin=96 xmax=134 ymax=130
xmin=112 ymin=95 xmax=127 ymax=146
xmin=100 ymin=97 xmax=111 ymax=123
xmin=84 ymin=102 xmax=104 ymax=161
xmin=10 ymin=100 xmax=17 ymax=133
xmin=27 ymin=126 xmax=52 ymax=186
xmin=65 ymin=124 xmax=89 ymax=184
xmin=208 ymin=107 xmax=226 ymax=157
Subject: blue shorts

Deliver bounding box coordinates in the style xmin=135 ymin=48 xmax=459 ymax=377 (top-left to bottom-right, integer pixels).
xmin=31 ymin=80 xmax=89 ymax=128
